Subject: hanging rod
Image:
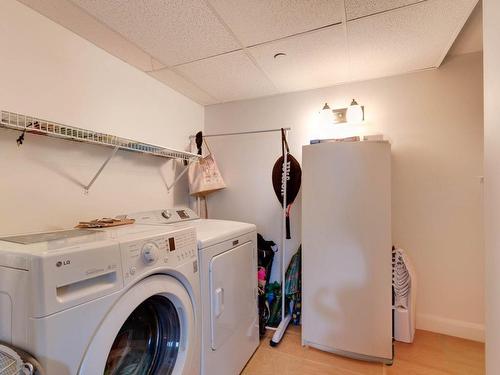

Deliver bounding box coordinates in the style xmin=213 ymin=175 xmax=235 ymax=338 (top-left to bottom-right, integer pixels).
xmin=189 ymin=127 xmax=291 ymax=139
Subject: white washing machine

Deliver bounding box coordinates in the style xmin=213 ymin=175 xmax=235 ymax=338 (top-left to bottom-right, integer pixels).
xmin=0 ymin=224 xmax=200 ymax=375
xmin=129 ymin=208 xmax=259 ymax=375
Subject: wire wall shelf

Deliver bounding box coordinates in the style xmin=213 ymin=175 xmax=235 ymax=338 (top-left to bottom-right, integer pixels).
xmin=0 ymin=110 xmax=200 ymax=161
xmin=1 ymin=110 xmax=200 ymax=193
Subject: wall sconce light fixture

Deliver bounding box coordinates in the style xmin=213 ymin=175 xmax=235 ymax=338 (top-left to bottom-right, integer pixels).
xmin=346 ymin=99 xmax=364 ymax=124
xmin=321 ymin=99 xmax=365 ymax=124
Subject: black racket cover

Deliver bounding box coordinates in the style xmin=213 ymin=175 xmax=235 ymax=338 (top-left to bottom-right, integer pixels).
xmin=272 ymin=153 xmax=301 ymax=208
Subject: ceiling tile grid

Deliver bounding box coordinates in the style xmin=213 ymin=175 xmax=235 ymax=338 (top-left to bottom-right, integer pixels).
xmin=175 ymin=50 xmax=279 ymax=103
xmin=248 ymin=25 xmax=349 ymax=92
xmin=69 ymin=0 xmax=240 ymax=66
xmin=347 ymin=0 xmax=478 ymax=82
xmin=23 ymin=0 xmax=480 ymax=104
xmin=345 ymin=0 xmax=425 ymax=20
xmin=207 ymin=0 xmax=345 ymax=46
xmin=150 ymin=58 xmax=166 ymax=71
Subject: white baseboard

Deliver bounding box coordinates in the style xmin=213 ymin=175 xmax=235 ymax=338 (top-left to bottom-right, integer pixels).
xmin=416 ymin=314 xmax=485 ymax=342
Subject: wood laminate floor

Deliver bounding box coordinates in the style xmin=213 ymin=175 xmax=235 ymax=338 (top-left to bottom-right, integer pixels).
xmin=242 ymin=326 xmax=484 ymax=375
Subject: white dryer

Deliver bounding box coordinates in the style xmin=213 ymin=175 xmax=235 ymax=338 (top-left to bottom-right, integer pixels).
xmin=0 ymin=224 xmax=200 ymax=375
xmin=129 ymin=208 xmax=259 ymax=375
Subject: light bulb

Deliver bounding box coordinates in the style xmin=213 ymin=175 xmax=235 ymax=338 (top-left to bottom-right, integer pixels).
xmin=346 ymin=99 xmax=364 ymax=124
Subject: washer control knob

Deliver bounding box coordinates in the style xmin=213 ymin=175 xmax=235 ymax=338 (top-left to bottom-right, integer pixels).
xmin=141 ymin=243 xmax=159 ymax=265
xmin=161 ymin=210 xmax=172 ymax=220
xmin=129 ymin=266 xmax=137 ymax=275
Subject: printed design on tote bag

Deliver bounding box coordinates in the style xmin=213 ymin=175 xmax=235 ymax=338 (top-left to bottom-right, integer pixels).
xmin=199 ymin=155 xmax=224 ymax=185
xmin=188 ymin=138 xmax=226 ymax=196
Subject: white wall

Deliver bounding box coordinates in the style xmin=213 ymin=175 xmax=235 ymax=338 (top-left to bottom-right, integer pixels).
xmin=205 ymin=52 xmax=484 ymax=341
xmin=483 ymin=0 xmax=500 ymax=372
xmin=0 ymin=0 xmax=203 ymax=235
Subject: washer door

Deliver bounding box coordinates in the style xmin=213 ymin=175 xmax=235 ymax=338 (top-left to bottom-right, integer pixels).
xmin=79 ymin=275 xmax=195 ymax=375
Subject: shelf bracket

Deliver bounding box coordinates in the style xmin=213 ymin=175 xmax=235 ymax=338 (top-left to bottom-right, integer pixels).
xmin=165 ymin=158 xmax=196 ymax=193
xmin=84 ymin=146 xmax=120 ymax=194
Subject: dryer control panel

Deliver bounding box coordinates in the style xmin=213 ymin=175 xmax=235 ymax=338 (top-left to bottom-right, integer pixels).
xmin=128 ymin=207 xmax=199 ymax=225
xmin=119 ymin=227 xmax=197 ymax=283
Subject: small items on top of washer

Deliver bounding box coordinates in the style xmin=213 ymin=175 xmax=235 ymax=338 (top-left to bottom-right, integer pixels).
xmin=76 ymin=216 xmax=135 ymax=228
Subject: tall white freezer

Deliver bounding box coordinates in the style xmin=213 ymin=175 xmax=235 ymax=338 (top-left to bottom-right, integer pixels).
xmin=301 ymin=141 xmax=393 ymax=364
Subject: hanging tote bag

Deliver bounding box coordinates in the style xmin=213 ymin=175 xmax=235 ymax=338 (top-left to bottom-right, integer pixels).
xmin=188 ymin=138 xmax=226 ymax=196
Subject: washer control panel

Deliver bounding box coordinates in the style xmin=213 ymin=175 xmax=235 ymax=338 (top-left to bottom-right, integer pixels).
xmin=120 ymin=227 xmax=197 ymax=283
xmin=141 ymin=242 xmax=159 ymax=265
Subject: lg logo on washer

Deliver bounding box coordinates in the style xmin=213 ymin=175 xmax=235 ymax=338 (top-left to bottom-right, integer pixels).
xmin=56 ymin=260 xmax=71 ymax=267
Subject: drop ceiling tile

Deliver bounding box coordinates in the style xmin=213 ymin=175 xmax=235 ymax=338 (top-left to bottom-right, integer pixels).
xmin=347 ymin=0 xmax=478 ymax=81
xmin=175 ymin=50 xmax=278 ymax=103
xmin=149 ymin=68 xmax=218 ymax=105
xmin=345 ymin=0 xmax=424 ymax=20
xmin=208 ymin=0 xmax=344 ymax=46
xmin=69 ymin=0 xmax=240 ymax=66
xmin=248 ymin=25 xmax=349 ymax=92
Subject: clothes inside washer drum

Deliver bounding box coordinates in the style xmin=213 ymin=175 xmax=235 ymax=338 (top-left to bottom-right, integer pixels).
xmin=104 ymin=296 xmax=180 ymax=375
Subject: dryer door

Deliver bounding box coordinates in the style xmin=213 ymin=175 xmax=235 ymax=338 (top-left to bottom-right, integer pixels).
xmin=79 ymin=275 xmax=196 ymax=375
xmin=209 ymin=240 xmax=255 ymax=350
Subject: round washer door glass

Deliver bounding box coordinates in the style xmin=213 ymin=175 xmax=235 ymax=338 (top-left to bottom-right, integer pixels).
xmin=104 ymin=295 xmax=180 ymax=375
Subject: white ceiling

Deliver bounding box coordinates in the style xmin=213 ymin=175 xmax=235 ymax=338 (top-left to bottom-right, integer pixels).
xmin=248 ymin=25 xmax=349 ymax=92
xmin=19 ymin=0 xmax=479 ymax=105
xmin=347 ymin=0 xmax=478 ymax=81
xmin=208 ymin=0 xmax=345 ymax=46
